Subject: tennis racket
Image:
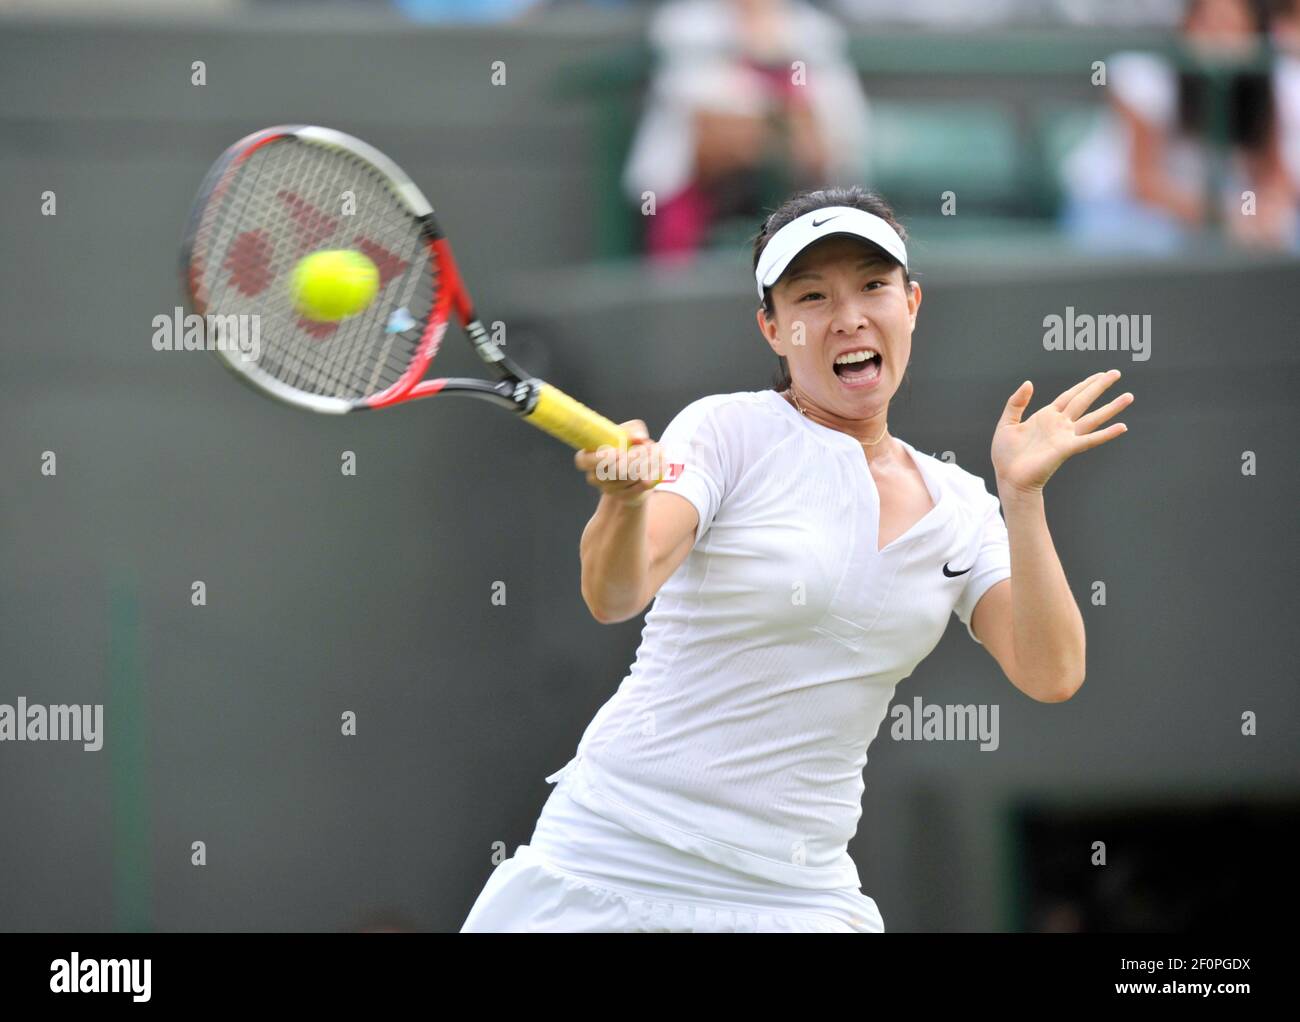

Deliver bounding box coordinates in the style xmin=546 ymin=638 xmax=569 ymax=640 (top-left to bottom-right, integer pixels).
xmin=180 ymin=124 xmax=639 ymax=457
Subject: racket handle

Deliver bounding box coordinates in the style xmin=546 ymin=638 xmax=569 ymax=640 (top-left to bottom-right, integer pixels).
xmin=525 ymin=383 xmax=662 ymax=485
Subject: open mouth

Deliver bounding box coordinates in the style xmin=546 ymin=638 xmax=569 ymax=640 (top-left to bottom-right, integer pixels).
xmin=832 ymin=349 xmax=882 ymax=382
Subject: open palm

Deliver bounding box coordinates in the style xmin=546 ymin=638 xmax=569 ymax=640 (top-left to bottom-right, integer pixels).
xmin=991 ymin=370 xmax=1133 ymax=495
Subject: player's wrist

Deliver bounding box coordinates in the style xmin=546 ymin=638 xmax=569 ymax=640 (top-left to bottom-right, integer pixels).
xmin=604 ymin=488 xmax=651 ymax=510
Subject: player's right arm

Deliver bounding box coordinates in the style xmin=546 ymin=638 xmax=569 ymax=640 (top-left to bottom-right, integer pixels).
xmin=575 ymin=420 xmax=699 ymax=624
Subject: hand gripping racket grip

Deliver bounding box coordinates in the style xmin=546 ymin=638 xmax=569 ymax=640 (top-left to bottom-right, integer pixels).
xmin=524 ymin=383 xmax=662 ymax=485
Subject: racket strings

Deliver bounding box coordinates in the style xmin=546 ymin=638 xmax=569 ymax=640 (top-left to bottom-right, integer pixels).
xmin=192 ymin=137 xmax=437 ymax=403
xmin=236 ymin=145 xmax=428 ymax=397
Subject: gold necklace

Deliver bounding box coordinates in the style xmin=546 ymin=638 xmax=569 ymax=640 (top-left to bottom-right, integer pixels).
xmin=788 ymin=386 xmax=889 ymax=446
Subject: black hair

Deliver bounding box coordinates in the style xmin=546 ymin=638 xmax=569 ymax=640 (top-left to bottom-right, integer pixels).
xmin=750 ymin=185 xmax=911 ymax=391
xmin=1177 ymin=0 xmax=1275 ymax=149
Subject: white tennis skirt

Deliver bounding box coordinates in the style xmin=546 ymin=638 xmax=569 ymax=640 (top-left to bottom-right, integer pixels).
xmin=460 ymin=768 xmax=885 ymax=933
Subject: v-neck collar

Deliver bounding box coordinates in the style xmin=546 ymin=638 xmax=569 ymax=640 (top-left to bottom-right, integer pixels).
xmin=764 ymin=388 xmax=946 ymax=554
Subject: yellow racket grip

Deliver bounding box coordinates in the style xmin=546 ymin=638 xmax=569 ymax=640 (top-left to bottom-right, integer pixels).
xmin=525 ymin=382 xmax=661 ymax=484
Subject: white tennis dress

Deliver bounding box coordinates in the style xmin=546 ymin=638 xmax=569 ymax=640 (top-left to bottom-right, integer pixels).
xmin=461 ymin=389 xmax=1012 ymax=932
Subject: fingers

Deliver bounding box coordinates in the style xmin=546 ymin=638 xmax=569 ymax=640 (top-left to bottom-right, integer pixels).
xmin=1074 ymin=391 xmax=1134 ymax=434
xmin=1051 ymin=370 xmax=1113 ymax=412
xmin=1070 ymin=420 xmax=1128 ymax=453
xmin=999 ymin=380 xmax=1033 ymax=426
xmin=572 ymin=419 xmax=649 ymax=471
xmin=1061 ymin=369 xmax=1122 ymax=420
xmin=573 ymin=419 xmax=662 ymax=505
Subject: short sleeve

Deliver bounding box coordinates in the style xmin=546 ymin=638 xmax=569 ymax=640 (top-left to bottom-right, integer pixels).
xmin=654 ymin=398 xmax=733 ymax=546
xmin=952 ymin=485 xmax=1013 ymax=646
xmin=1109 ymin=51 xmax=1176 ymax=127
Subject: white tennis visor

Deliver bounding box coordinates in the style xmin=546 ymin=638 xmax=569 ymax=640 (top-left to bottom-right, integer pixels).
xmin=755 ymin=206 xmax=908 ymax=299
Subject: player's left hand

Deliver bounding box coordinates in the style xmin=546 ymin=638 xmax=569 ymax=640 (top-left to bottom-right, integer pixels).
xmin=991 ymin=370 xmax=1133 ymax=496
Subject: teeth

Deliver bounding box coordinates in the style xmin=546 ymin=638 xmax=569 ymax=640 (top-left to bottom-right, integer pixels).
xmin=834 ymin=349 xmax=879 ymax=365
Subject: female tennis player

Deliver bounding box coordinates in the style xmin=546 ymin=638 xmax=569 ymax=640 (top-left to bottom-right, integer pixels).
xmin=460 ymin=185 xmax=1133 ymax=933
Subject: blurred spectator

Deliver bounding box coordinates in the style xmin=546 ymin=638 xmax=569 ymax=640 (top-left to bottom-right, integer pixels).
xmin=831 ymin=0 xmax=1021 ymax=28
xmin=833 ymin=0 xmax=1184 ymax=29
xmin=1272 ymin=0 xmax=1300 ymax=193
xmin=1060 ymin=0 xmax=1297 ymax=253
xmin=1050 ymin=0 xmax=1186 ymax=28
xmin=393 ymin=0 xmax=544 ymax=21
xmin=622 ymin=0 xmax=869 ymax=263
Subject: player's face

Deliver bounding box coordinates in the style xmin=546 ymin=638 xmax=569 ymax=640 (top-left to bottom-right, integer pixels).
xmin=758 ymin=235 xmax=920 ymax=421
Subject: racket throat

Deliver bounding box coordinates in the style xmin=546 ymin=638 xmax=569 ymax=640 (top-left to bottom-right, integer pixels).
xmin=509 ymin=378 xmax=544 ymax=415
xmin=464 ymin=319 xmax=505 ymax=366
xmin=464 ymin=316 xmax=532 ymax=389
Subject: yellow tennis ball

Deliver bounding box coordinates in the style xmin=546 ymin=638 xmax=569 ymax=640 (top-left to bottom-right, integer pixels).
xmin=290 ymin=250 xmax=380 ymax=322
